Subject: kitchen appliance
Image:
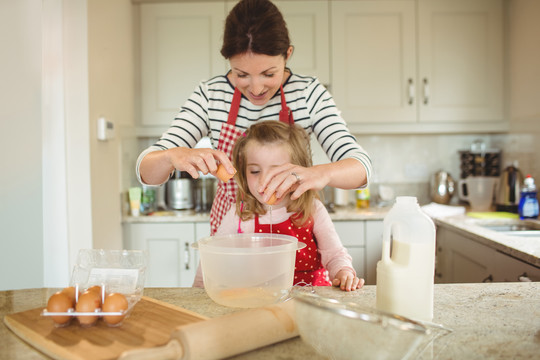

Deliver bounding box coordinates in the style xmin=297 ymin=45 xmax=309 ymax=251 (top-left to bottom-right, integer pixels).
xmin=166 ymin=171 xmax=194 ymax=210
xmin=495 ymin=163 xmax=524 ymax=213
xmin=192 ymin=233 xmax=306 ymax=308
xmin=430 ymin=170 xmax=455 ymax=204
xmin=293 ymin=291 xmax=452 ymax=360
xmin=459 ymin=140 xmax=501 ymax=179
xmin=458 ymin=176 xmax=498 ymax=211
xmin=193 ymin=177 xmax=216 ymax=213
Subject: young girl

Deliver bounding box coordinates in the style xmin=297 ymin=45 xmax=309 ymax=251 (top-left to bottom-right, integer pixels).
xmin=193 ymin=121 xmax=364 ymax=292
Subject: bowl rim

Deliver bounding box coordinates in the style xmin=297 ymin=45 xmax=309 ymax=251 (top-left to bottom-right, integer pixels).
xmin=192 ymin=233 xmax=307 ymax=254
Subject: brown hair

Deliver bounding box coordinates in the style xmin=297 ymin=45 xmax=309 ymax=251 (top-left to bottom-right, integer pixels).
xmin=221 ymin=0 xmax=291 ymax=59
xmin=232 ymin=121 xmax=316 ymax=227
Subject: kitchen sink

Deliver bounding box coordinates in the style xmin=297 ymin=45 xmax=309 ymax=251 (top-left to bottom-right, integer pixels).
xmin=479 ymin=222 xmax=540 ymax=237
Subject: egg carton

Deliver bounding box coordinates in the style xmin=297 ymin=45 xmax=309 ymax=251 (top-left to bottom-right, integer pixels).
xmin=41 ymin=249 xmax=148 ymax=325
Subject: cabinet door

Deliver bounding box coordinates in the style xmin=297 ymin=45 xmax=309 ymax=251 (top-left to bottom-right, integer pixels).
xmin=365 ymin=220 xmax=384 ymax=285
xmin=140 ymin=3 xmax=227 ymax=128
xmin=274 ymin=1 xmax=330 ymax=86
xmin=436 ymin=227 xmax=497 ymax=283
xmin=418 ymin=0 xmax=504 ymax=123
xmin=491 ymin=250 xmax=540 ymax=282
xmin=124 ymin=223 xmax=197 ymax=287
xmin=331 ymin=1 xmax=417 ymax=125
xmin=333 ymin=221 xmax=365 ymax=278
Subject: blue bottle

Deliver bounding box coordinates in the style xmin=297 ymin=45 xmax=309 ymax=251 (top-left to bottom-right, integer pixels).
xmin=518 ymin=175 xmax=539 ymax=220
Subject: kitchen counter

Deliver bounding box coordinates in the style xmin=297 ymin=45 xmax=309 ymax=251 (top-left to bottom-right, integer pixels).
xmin=435 ymin=214 xmax=540 ymax=267
xmin=2 ymin=283 xmax=539 ymax=359
xmin=122 ymin=205 xmax=390 ymax=223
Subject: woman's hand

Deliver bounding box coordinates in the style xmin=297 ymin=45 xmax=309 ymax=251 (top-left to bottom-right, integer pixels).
xmin=258 ymin=158 xmax=367 ymax=204
xmin=258 ymin=163 xmax=330 ymax=203
xmin=140 ymin=147 xmax=234 ymax=185
xmin=332 ymin=269 xmax=365 ymax=292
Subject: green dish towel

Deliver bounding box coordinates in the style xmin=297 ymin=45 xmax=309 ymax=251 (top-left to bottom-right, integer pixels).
xmin=467 ymin=212 xmax=519 ymax=219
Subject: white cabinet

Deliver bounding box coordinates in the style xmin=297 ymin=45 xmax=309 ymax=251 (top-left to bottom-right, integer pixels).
xmin=331 ymin=0 xmax=505 ymax=134
xmin=334 ymin=221 xmax=366 ymax=279
xmin=435 ymin=226 xmax=540 ymax=283
xmin=123 ymin=222 xmax=204 ymax=287
xmin=139 ymin=2 xmax=228 ymax=129
xmin=334 ymin=219 xmax=383 ymax=285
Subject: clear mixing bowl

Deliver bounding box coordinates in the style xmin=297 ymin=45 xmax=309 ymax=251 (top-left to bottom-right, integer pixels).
xmin=193 ymin=233 xmax=306 ymax=308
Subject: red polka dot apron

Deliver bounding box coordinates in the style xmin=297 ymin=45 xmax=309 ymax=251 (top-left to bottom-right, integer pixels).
xmin=254 ymin=215 xmax=332 ymax=286
xmin=209 ymin=85 xmax=294 ymax=235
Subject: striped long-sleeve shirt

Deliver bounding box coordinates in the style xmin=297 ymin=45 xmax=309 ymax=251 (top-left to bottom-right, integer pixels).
xmin=136 ymin=71 xmax=372 ymax=184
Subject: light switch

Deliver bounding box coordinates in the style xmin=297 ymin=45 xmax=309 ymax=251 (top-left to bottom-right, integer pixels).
xmin=97 ymin=116 xmax=115 ymax=141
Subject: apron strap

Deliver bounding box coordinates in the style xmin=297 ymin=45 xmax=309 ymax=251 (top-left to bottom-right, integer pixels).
xmin=227 ymin=88 xmax=242 ymax=125
xmin=279 ymin=85 xmax=294 ymax=125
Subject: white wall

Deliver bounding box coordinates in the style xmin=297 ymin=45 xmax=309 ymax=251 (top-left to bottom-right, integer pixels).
xmin=0 ymin=0 xmax=43 ymax=290
xmin=88 ymin=0 xmax=137 ymax=249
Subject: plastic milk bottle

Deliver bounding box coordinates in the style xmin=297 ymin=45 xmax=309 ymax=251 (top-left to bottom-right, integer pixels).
xmin=376 ymin=196 xmax=436 ymax=322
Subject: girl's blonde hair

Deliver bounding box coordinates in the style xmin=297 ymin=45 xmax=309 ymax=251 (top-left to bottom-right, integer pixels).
xmin=232 ymin=121 xmax=316 ymax=227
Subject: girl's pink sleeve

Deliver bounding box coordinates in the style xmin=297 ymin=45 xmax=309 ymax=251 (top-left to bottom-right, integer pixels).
xmin=312 ymin=200 xmax=356 ymax=280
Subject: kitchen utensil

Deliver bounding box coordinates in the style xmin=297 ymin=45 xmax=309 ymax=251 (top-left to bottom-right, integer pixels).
xmin=458 ymin=176 xmax=498 ymax=211
xmin=4 ymin=296 xmax=207 ymax=360
xmin=495 ymin=163 xmax=524 ymax=213
xmin=166 ymin=171 xmax=194 ymax=210
xmin=192 ymin=233 xmax=306 ymax=308
xmin=293 ymin=291 xmax=452 ymax=360
xmin=430 ymin=170 xmax=455 ymax=204
xmin=118 ymin=300 xmax=297 ymax=360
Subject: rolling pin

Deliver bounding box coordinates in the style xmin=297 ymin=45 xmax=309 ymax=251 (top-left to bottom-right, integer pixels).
xmin=119 ymin=300 xmax=298 ymax=360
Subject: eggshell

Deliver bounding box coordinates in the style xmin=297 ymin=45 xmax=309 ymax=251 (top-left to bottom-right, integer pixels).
xmin=102 ymin=293 xmax=129 ymax=326
xmin=86 ymin=285 xmax=103 ymax=296
xmin=61 ymin=286 xmax=79 ymax=307
xmin=265 ymin=193 xmax=278 ymax=205
xmin=46 ymin=292 xmax=73 ymax=326
xmin=216 ymin=164 xmax=236 ymax=182
xmin=76 ymin=291 xmax=101 ymax=327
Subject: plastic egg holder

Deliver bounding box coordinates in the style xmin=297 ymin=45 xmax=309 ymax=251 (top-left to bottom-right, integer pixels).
xmin=42 ymin=249 xmax=148 ymax=327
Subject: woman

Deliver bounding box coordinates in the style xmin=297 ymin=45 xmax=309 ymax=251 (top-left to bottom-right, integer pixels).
xmin=137 ymin=0 xmax=372 ymax=234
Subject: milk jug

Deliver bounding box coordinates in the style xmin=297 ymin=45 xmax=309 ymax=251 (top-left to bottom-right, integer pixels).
xmin=376 ymin=196 xmax=436 ymax=322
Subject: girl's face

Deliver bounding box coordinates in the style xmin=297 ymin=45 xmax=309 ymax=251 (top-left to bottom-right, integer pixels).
xmin=245 ymin=140 xmax=290 ymax=209
xmin=228 ymin=49 xmax=292 ymax=106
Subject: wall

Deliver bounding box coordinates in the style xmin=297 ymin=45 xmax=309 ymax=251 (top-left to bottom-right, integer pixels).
xmin=88 ymin=0 xmax=137 ymax=249
xmin=0 ymin=0 xmax=43 ymax=290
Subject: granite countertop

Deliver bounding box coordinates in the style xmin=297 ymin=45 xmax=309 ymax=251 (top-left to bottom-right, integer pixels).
xmin=122 ymin=205 xmax=390 ymax=223
xmin=435 ymin=214 xmax=540 ymax=267
xmin=2 ymin=283 xmax=539 ymax=359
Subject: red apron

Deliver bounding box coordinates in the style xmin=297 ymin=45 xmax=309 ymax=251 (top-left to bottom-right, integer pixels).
xmin=209 ymin=85 xmax=294 ymax=235
xmin=254 ymin=216 xmax=332 ymax=286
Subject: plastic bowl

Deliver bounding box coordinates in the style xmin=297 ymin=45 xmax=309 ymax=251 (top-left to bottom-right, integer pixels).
xmin=193 ymin=233 xmax=305 ymax=308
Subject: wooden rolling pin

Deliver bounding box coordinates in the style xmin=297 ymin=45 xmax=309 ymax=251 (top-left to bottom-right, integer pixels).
xmin=119 ymin=300 xmax=298 ymax=360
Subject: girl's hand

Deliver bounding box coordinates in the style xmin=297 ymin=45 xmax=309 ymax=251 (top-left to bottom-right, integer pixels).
xmin=332 ymin=269 xmax=365 ymax=292
xmin=165 ymin=147 xmax=234 ymax=180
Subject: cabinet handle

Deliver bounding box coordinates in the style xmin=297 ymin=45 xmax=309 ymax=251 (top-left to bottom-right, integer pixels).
xmin=482 ymin=274 xmax=493 ymax=283
xmin=423 ymin=78 xmax=429 ymax=105
xmin=407 ymin=78 xmax=414 ymax=105
xmin=184 ymin=242 xmax=191 ymax=270
xmin=518 ymin=272 xmax=532 ymax=282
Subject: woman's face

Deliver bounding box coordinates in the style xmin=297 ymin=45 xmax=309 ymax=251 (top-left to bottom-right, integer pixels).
xmin=245 ymin=140 xmax=290 ymax=208
xmin=228 ymin=50 xmax=291 ymax=106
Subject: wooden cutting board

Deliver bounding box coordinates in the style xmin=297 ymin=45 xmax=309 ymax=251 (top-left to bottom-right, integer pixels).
xmin=3 ymin=296 xmax=207 ymax=360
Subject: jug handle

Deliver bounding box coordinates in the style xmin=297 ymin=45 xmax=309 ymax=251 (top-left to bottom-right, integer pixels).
xmin=457 ymin=179 xmax=469 ymax=201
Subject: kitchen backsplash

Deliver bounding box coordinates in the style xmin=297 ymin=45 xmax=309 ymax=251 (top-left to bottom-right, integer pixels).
xmin=126 ymin=132 xmax=537 ymax=207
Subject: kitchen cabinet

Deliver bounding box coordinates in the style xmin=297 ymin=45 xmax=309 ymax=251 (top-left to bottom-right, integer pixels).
xmin=123 ymin=222 xmax=208 ymax=287
xmin=139 ymin=2 xmax=228 ymax=131
xmin=334 ymin=219 xmax=383 ymax=285
xmin=435 ymin=226 xmax=540 ymax=283
xmin=331 ymin=0 xmax=506 ymax=134
xmin=138 ymin=1 xmax=329 ymax=136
